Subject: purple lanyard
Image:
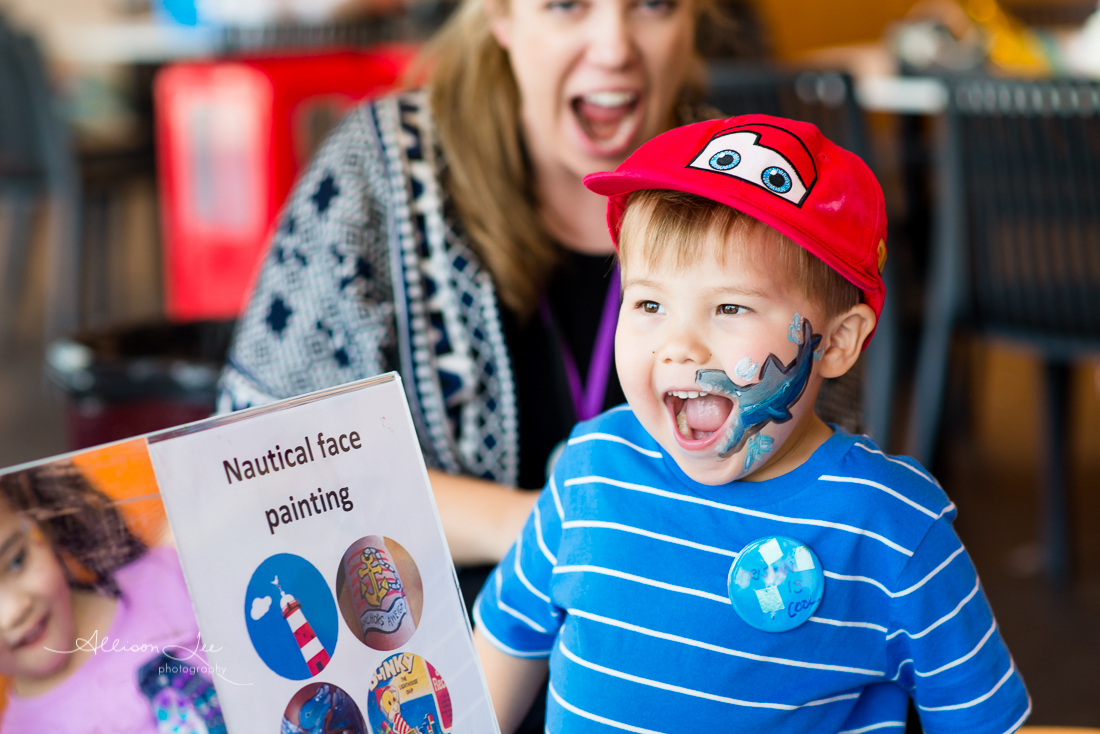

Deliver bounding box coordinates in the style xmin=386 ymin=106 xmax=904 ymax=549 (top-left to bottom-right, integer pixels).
xmin=539 ymin=264 xmax=621 ymax=422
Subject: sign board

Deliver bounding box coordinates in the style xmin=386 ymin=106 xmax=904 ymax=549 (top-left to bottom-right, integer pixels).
xmin=147 ymin=373 xmax=498 ymax=733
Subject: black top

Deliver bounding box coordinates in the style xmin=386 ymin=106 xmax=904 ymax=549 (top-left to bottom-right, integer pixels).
xmin=502 ymin=250 xmax=627 ymax=490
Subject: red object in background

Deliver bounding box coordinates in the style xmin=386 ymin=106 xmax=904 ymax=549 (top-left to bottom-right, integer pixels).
xmin=155 ymin=47 xmax=416 ymax=322
xmin=65 ymin=399 xmax=214 ymax=450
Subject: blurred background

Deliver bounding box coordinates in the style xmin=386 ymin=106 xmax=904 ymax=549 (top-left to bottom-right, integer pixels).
xmin=0 ymin=0 xmax=1097 ymax=726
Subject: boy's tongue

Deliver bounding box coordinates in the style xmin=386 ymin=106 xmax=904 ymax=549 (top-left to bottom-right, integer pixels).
xmin=682 ymin=394 xmax=732 ymax=434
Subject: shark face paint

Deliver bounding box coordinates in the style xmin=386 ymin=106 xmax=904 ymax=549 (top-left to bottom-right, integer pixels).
xmin=695 ymin=318 xmax=820 ymax=458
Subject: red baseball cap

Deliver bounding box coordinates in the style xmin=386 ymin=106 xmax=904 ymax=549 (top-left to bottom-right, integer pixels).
xmin=584 ymin=114 xmax=887 ymax=339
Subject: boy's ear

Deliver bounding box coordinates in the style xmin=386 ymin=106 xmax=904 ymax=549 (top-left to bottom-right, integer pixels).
xmin=817 ymin=304 xmax=876 ymax=380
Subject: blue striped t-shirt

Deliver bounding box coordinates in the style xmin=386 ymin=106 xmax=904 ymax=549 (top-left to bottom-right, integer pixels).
xmin=475 ymin=407 xmax=1029 ymax=733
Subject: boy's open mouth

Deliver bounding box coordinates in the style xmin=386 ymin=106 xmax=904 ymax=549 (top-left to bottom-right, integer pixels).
xmin=665 ymin=390 xmax=735 ymax=446
xmin=571 ymin=91 xmax=641 ymax=154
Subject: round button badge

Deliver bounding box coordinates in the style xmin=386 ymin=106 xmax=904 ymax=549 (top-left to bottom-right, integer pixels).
xmin=727 ymin=536 xmax=824 ymax=633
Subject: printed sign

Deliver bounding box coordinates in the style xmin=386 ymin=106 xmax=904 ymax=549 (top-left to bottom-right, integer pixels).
xmin=147 ymin=374 xmax=499 ymax=732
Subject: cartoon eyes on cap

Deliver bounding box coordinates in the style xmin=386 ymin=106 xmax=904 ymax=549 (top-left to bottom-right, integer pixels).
xmin=709 ymin=150 xmax=741 ymax=171
xmin=761 ymin=167 xmax=792 ymax=194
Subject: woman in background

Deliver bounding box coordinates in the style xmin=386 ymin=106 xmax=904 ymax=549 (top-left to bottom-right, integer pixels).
xmin=218 ymin=0 xmax=711 ymax=571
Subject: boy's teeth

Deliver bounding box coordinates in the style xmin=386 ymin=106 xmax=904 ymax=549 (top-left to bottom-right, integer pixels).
xmin=667 ymin=390 xmax=708 ymax=399
xmin=583 ymin=91 xmax=637 ymax=107
xmin=676 ymin=407 xmax=691 ymax=438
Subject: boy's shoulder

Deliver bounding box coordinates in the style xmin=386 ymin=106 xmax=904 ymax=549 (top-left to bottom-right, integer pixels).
xmin=822 ymin=430 xmax=955 ymax=528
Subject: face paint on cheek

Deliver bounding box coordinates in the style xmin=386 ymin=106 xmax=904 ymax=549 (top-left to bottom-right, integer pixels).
xmin=788 ymin=313 xmax=805 ymax=345
xmin=734 ymin=356 xmax=759 ymax=380
xmin=695 ymin=318 xmax=821 ymax=458
xmin=743 ymin=434 xmax=774 ymax=471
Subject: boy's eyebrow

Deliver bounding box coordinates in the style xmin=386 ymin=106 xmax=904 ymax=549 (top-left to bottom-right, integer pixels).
xmin=703 ymin=284 xmax=771 ymax=300
xmin=621 ymin=278 xmax=771 ymax=300
xmin=621 ymin=277 xmax=664 ymax=292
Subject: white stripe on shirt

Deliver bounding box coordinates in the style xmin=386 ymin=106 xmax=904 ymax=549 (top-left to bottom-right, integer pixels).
xmin=853 ymin=442 xmax=939 ymax=486
xmin=561 ymin=520 xmax=739 ymax=558
xmin=886 ymin=577 xmax=981 ymax=640
xmin=850 ymin=445 xmax=956 ymax=519
xmin=564 ymin=475 xmax=914 ymax=556
xmin=533 ymin=503 xmax=557 ymax=564
xmin=817 ymin=475 xmax=940 ymax=519
xmin=549 ymin=475 xmax=565 ymax=520
xmin=1001 ymin=697 xmax=1032 ymax=734
xmin=838 ymin=722 xmax=907 ymax=734
xmin=515 ymin=539 xmax=552 ymax=605
xmin=568 ymin=432 xmax=663 ymax=458
xmin=824 ymin=546 xmax=966 ymax=598
xmin=553 ymin=564 xmax=731 ymax=604
xmin=890 ymin=659 xmax=913 ymax=683
xmin=496 ymin=568 xmax=549 ymax=632
xmin=569 ymin=607 xmax=884 ymax=676
xmin=558 ymin=640 xmax=862 ymax=711
xmin=917 ymin=661 xmax=1017 ymax=712
xmin=808 ymin=616 xmax=889 ymax=633
xmin=916 ymin=619 xmax=997 ymax=677
xmin=473 ymin=604 xmax=552 ymax=658
xmin=549 ymin=683 xmax=664 ymax=734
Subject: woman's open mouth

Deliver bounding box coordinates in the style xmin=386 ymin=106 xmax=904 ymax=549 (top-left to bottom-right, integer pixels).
xmin=665 ymin=390 xmax=736 ymax=450
xmin=571 ymin=90 xmax=642 ymax=156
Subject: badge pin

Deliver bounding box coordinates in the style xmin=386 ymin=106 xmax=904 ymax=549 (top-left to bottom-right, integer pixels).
xmin=727 ymin=536 xmax=824 ymax=632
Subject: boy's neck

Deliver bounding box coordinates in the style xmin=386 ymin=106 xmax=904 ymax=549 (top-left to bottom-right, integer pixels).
xmin=740 ymin=412 xmax=835 ymax=483
xmin=14 ymin=590 xmax=117 ymax=698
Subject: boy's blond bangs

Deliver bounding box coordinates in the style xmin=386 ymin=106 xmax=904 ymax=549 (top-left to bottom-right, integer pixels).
xmin=617 ymin=189 xmax=859 ymax=319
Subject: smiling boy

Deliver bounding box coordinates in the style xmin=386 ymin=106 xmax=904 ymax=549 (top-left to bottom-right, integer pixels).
xmin=473 ymin=115 xmax=1029 ymax=733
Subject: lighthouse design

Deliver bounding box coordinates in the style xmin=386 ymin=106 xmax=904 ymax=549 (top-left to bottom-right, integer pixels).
xmin=273 ymin=575 xmax=331 ymax=676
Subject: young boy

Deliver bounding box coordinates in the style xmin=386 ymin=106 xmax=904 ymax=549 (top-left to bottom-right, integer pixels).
xmin=473 ymin=115 xmax=1029 ymax=733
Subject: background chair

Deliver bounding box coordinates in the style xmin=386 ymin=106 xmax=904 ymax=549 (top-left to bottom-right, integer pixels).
xmin=907 ymin=77 xmax=1100 ymax=585
xmin=0 ymin=14 xmax=81 ymax=346
xmin=705 ymin=63 xmax=899 ymax=447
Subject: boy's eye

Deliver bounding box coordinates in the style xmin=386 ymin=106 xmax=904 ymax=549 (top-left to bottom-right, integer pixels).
xmin=639 ymin=300 xmax=665 ymax=314
xmin=718 ymin=304 xmax=746 ymax=315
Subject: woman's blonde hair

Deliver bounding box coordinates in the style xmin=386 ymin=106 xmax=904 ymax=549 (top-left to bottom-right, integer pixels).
xmin=424 ymin=0 xmax=711 ymax=319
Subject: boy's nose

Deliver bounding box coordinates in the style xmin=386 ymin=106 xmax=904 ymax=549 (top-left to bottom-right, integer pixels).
xmin=659 ymin=327 xmax=711 ymax=365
